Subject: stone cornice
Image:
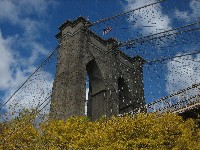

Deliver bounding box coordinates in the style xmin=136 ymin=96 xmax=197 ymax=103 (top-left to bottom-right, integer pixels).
xmin=58 ymin=16 xmax=91 ymax=31
xmin=115 ymin=49 xmax=145 ymax=64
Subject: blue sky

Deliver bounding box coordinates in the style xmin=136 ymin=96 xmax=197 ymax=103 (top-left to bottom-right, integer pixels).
xmin=0 ymin=0 xmax=200 ymax=115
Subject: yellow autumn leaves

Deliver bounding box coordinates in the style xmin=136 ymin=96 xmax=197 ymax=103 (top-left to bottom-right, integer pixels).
xmin=0 ymin=112 xmax=200 ymax=150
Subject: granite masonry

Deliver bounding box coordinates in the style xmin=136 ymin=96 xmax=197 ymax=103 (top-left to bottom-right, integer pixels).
xmin=50 ymin=17 xmax=145 ymax=121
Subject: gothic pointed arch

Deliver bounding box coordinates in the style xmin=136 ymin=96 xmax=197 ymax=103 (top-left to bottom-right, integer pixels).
xmin=86 ymin=59 xmax=106 ymax=120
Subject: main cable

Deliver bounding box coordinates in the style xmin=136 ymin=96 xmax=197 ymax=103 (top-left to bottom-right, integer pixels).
xmin=119 ymin=21 xmax=200 ymax=47
xmin=146 ymin=50 xmax=200 ymax=64
xmin=91 ymin=0 xmax=168 ymax=26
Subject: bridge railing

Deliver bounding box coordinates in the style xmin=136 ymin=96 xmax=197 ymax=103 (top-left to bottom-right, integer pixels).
xmin=146 ymin=83 xmax=200 ymax=113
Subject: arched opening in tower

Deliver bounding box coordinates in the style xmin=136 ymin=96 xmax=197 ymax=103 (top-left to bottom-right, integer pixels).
xmin=85 ymin=75 xmax=89 ymax=115
xmin=118 ymin=77 xmax=132 ymax=114
xmin=86 ymin=59 xmax=105 ymax=120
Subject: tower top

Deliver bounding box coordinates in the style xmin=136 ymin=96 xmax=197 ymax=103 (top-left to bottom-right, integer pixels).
xmin=55 ymin=17 xmax=145 ymax=64
xmin=58 ymin=16 xmax=91 ymax=31
xmin=55 ymin=16 xmax=118 ymax=47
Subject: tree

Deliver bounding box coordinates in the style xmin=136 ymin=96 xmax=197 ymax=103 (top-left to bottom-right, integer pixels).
xmin=1 ymin=112 xmax=199 ymax=150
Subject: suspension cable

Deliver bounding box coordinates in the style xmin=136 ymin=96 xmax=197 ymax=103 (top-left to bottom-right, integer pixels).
xmin=0 ymin=47 xmax=58 ymax=110
xmin=91 ymin=0 xmax=168 ymax=26
xmin=119 ymin=21 xmax=200 ymax=47
xmin=146 ymin=50 xmax=200 ymax=64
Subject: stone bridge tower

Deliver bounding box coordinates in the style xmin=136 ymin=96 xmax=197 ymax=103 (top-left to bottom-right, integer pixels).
xmin=50 ymin=17 xmax=145 ymax=120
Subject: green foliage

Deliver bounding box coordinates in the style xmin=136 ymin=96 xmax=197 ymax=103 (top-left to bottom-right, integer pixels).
xmin=0 ymin=112 xmax=199 ymax=150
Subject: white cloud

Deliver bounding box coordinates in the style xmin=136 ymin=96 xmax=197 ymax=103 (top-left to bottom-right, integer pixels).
xmin=175 ymin=0 xmax=200 ymax=22
xmin=26 ymin=41 xmax=49 ymax=65
xmin=0 ymin=0 xmax=56 ymax=114
xmin=125 ymin=0 xmax=172 ymax=34
xmin=15 ymin=0 xmax=55 ymax=15
xmin=0 ymin=0 xmax=56 ymax=25
xmin=0 ymin=31 xmax=15 ymax=90
xmin=190 ymin=0 xmax=200 ymax=19
xmin=20 ymin=18 xmax=45 ymax=40
xmin=166 ymin=53 xmax=200 ymax=94
xmin=0 ymin=0 xmax=19 ymax=24
xmin=174 ymin=9 xmax=189 ymax=21
xmin=5 ymin=71 xmax=54 ymax=115
xmin=0 ymin=30 xmax=47 ymax=94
